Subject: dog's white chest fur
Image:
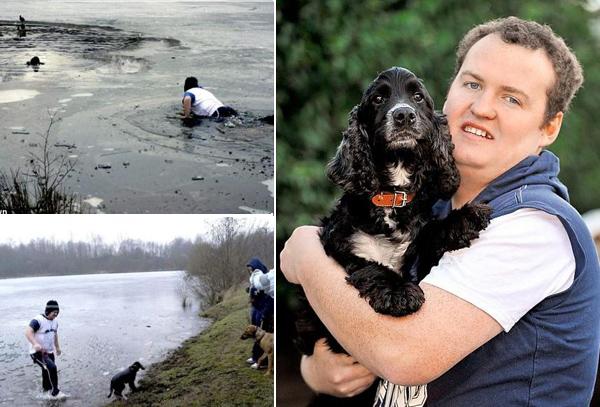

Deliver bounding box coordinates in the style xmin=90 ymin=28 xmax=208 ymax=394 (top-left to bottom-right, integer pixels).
xmin=350 ymin=230 xmax=411 ymax=271
xmin=388 ymin=163 xmax=411 ymax=187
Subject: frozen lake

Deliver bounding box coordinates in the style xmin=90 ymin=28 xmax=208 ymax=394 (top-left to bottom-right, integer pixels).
xmin=0 ymin=0 xmax=274 ymax=213
xmin=0 ymin=271 xmax=210 ymax=406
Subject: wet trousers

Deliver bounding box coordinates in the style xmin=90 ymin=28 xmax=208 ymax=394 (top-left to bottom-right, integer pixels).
xmin=31 ymin=352 xmax=59 ymax=394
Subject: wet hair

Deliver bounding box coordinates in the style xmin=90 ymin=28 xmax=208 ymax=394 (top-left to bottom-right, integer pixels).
xmin=184 ymin=76 xmax=199 ymax=91
xmin=453 ymin=16 xmax=583 ymax=125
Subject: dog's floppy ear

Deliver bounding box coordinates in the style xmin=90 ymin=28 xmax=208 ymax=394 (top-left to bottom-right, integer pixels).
xmin=327 ymin=106 xmax=379 ymax=194
xmin=426 ymin=113 xmax=460 ymax=200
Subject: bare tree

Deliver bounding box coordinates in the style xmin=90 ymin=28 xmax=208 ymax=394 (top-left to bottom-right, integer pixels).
xmin=185 ymin=218 xmax=274 ymax=308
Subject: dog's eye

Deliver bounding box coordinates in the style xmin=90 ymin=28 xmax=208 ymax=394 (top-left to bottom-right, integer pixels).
xmin=414 ymin=93 xmax=424 ymax=103
xmin=373 ymin=96 xmax=385 ymax=105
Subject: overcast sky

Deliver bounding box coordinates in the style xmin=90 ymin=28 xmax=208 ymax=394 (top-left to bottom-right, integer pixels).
xmin=0 ymin=214 xmax=273 ymax=245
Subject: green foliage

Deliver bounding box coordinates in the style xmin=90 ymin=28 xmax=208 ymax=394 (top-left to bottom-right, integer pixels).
xmin=277 ymin=0 xmax=600 ymax=240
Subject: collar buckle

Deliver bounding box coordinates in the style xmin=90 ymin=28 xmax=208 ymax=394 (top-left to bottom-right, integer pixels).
xmin=392 ymin=191 xmax=408 ymax=208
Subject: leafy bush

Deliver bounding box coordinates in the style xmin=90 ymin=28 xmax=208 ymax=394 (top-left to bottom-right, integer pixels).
xmin=277 ymin=0 xmax=600 ymax=240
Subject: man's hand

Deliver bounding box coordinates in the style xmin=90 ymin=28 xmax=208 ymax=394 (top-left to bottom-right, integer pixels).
xmin=33 ymin=343 xmax=42 ymax=352
xmin=182 ymin=96 xmax=193 ymax=119
xmin=280 ymin=226 xmax=323 ymax=285
xmin=55 ymin=347 xmax=62 ymax=356
xmin=300 ymin=339 xmax=376 ymax=397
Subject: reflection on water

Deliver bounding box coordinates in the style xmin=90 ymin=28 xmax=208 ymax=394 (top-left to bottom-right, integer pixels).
xmin=0 ymin=271 xmax=209 ymax=407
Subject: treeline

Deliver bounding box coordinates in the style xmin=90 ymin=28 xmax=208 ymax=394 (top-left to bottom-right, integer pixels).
xmin=0 ymin=237 xmax=194 ymax=278
xmin=186 ymin=218 xmax=274 ymax=307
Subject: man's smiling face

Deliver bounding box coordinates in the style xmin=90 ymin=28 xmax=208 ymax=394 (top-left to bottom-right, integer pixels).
xmin=443 ymin=33 xmax=562 ymax=185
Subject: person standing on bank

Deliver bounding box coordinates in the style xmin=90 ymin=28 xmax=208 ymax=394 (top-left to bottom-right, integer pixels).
xmin=281 ymin=17 xmax=600 ymax=406
xmin=181 ymin=76 xmax=238 ymax=126
xmin=25 ymin=300 xmax=65 ymax=398
xmin=246 ymin=257 xmax=274 ymax=369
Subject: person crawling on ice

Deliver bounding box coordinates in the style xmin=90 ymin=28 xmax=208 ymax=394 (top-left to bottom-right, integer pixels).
xmin=181 ymin=76 xmax=238 ymax=126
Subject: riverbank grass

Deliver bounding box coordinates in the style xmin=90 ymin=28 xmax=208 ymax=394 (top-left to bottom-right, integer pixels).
xmin=112 ymin=287 xmax=273 ymax=406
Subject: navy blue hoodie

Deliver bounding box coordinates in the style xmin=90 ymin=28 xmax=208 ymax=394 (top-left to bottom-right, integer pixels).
xmin=247 ymin=257 xmax=269 ymax=274
xmin=425 ymin=151 xmax=600 ymax=406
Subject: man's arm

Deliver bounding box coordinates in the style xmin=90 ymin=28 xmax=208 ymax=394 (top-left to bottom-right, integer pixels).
xmin=54 ymin=332 xmax=61 ymax=356
xmin=25 ymin=326 xmax=42 ymax=351
xmin=182 ymin=96 xmax=192 ymax=118
xmin=281 ymin=226 xmax=502 ymax=385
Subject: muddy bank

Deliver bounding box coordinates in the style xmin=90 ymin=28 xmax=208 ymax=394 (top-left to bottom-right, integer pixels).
xmin=0 ymin=3 xmax=274 ymax=213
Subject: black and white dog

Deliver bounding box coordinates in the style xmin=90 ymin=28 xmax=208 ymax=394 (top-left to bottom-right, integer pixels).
xmin=294 ymin=66 xmax=491 ymax=360
xmin=107 ymin=361 xmax=145 ymax=400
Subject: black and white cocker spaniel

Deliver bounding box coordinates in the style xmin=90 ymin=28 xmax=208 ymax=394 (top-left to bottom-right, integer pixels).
xmin=294 ymin=67 xmax=492 ymax=358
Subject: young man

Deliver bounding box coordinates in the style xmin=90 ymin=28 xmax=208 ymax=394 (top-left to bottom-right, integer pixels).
xmin=25 ymin=300 xmax=65 ymax=398
xmin=181 ymin=76 xmax=238 ymax=126
xmin=281 ymin=17 xmax=600 ymax=406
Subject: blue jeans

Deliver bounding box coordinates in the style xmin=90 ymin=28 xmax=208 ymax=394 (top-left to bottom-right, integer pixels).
xmin=251 ymin=306 xmax=263 ymax=326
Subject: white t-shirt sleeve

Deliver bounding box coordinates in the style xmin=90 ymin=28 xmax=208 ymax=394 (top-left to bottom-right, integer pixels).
xmin=421 ymin=208 xmax=575 ymax=332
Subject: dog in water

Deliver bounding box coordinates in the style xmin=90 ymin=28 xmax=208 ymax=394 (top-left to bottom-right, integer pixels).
xmin=240 ymin=324 xmax=274 ymax=375
xmin=26 ymin=56 xmax=44 ymax=72
xmin=293 ymin=67 xmax=491 ymax=405
xmin=107 ymin=361 xmax=145 ymax=400
xmin=26 ymin=56 xmax=44 ymax=66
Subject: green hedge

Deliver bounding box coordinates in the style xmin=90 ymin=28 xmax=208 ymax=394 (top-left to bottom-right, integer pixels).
xmin=277 ymin=0 xmax=600 ymax=239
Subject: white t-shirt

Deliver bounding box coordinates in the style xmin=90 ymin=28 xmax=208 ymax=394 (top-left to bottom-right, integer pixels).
xmin=375 ymin=208 xmax=576 ymax=407
xmin=183 ymin=87 xmax=224 ymax=117
xmin=29 ymin=314 xmax=58 ymax=354
xmin=422 ymin=207 xmax=575 ymax=332
xmin=250 ymin=269 xmax=275 ymax=298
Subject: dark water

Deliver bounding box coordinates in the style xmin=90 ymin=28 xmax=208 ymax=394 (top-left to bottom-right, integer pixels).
xmin=0 ymin=20 xmax=178 ymax=83
xmin=0 ymin=271 xmax=210 ymax=406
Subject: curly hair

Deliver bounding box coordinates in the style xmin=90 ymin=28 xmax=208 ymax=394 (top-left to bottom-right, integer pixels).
xmin=453 ymin=16 xmax=583 ymax=125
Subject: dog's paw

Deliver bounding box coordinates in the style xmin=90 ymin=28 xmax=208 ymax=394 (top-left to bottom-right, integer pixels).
xmin=368 ymin=282 xmax=425 ymax=317
xmin=443 ymin=203 xmax=492 ymax=251
xmin=460 ymin=203 xmax=492 ymax=231
xmin=347 ymin=266 xmax=425 ymax=316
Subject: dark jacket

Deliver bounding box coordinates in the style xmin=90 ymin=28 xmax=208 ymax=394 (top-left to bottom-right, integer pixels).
xmin=427 ymin=151 xmax=600 ymax=406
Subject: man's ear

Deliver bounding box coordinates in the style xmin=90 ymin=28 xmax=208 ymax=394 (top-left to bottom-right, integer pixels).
xmin=540 ymin=111 xmax=563 ymax=147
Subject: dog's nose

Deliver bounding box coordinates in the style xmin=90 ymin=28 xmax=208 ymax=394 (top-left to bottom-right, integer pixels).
xmin=392 ymin=107 xmax=417 ymax=128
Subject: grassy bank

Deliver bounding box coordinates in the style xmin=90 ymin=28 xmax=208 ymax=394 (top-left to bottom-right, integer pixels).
xmin=112 ymin=288 xmax=273 ymax=406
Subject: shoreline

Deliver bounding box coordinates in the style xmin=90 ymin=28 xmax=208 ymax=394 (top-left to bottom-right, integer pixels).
xmin=110 ymin=287 xmax=273 ymax=406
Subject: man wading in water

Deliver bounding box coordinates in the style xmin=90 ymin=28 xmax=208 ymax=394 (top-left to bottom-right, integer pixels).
xmin=25 ymin=300 xmax=66 ymax=399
